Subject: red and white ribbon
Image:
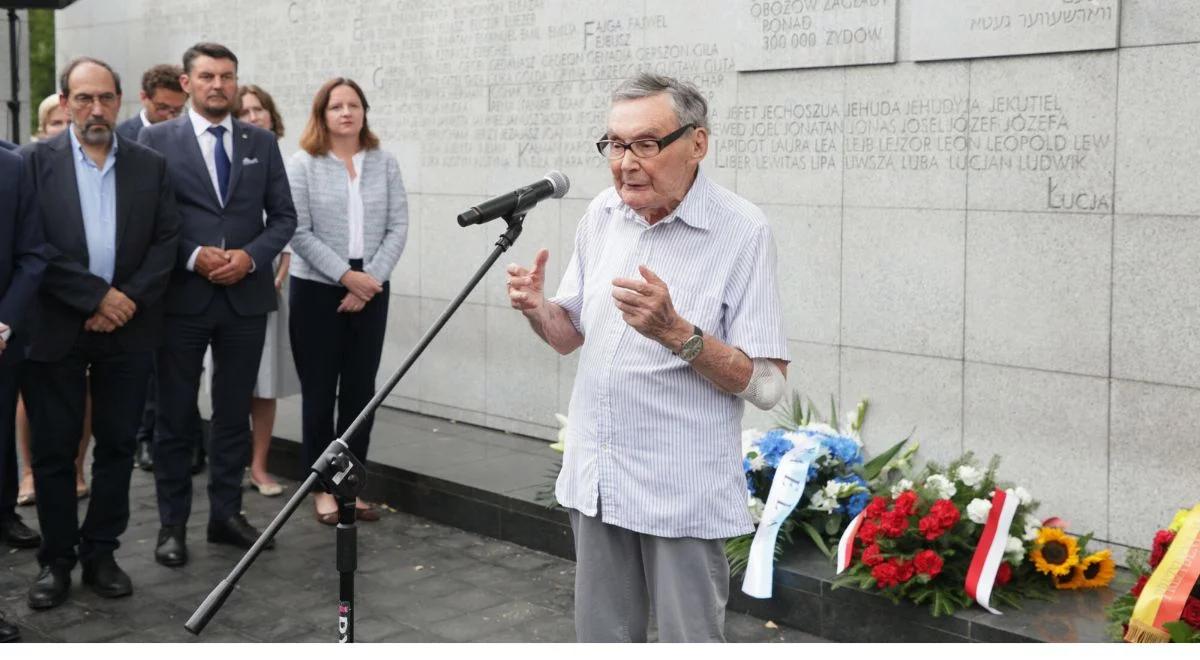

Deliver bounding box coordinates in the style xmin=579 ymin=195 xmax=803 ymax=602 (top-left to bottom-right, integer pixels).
xmin=964 ymin=488 xmax=1020 ymax=614
xmin=836 ymin=511 xmax=865 ymax=574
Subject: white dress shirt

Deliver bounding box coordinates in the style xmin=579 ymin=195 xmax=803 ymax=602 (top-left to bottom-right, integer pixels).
xmin=139 ymin=109 xmax=152 ymax=128
xmin=347 ymin=151 xmax=366 ymax=259
xmin=550 ymin=171 xmax=789 ymax=539
xmin=185 ymin=107 xmax=240 ymax=272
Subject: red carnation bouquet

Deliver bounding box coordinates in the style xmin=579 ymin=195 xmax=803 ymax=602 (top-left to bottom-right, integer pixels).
xmin=834 ymin=454 xmax=1056 ymax=617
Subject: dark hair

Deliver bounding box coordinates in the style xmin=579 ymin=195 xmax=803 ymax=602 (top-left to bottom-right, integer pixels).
xmin=141 ymin=64 xmax=184 ymax=96
xmin=233 ymin=84 xmax=285 ymax=138
xmin=59 ymin=56 xmax=122 ymax=97
xmin=182 ymin=42 xmax=238 ymax=74
xmin=298 ymin=78 xmax=379 ymax=156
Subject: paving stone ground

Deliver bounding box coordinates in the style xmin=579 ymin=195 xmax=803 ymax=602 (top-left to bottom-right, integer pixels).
xmin=0 ymin=467 xmax=822 ymax=643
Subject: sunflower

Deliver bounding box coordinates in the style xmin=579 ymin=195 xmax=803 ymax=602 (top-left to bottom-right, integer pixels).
xmin=1053 ymin=564 xmax=1085 ymax=590
xmin=1077 ymin=549 xmax=1116 ymax=588
xmin=1031 ymin=527 xmax=1079 ymax=577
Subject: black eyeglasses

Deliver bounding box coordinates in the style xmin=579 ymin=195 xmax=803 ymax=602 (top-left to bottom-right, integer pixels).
xmin=596 ymin=123 xmax=695 ymax=160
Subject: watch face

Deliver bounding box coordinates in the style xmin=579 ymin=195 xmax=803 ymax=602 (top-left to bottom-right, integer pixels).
xmin=680 ymin=335 xmax=703 ymax=361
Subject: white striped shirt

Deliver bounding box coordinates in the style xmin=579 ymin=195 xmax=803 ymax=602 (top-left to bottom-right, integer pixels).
xmin=551 ymin=170 xmax=789 ymax=539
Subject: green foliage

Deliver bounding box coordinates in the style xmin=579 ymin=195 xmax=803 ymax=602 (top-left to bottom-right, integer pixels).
xmin=726 ymin=519 xmax=796 ymax=578
xmin=27 ymin=9 xmax=55 ymax=135
xmin=1163 ymin=621 xmax=1200 ymax=644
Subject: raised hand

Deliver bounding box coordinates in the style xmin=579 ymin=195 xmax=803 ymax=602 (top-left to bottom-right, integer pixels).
xmin=506 ymin=248 xmax=549 ymax=314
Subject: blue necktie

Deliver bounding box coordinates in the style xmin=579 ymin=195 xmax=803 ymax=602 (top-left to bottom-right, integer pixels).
xmin=207 ymin=125 xmax=230 ymax=203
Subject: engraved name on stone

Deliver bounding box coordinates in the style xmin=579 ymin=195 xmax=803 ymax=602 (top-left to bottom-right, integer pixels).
xmin=735 ymin=0 xmax=897 ymax=71
xmin=714 ymin=91 xmax=1113 ymax=211
xmin=908 ymin=0 xmax=1120 ymax=62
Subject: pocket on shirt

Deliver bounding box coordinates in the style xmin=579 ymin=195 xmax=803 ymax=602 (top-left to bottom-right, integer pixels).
xmin=671 ymin=287 xmax=723 ymax=337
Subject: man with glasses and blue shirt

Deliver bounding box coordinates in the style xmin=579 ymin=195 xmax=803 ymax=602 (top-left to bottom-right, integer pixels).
xmin=506 ymin=73 xmax=790 ymax=642
xmin=19 ymin=57 xmax=179 ymax=609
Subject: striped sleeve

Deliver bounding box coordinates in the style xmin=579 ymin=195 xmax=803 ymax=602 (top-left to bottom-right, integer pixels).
xmin=723 ymin=222 xmax=789 ymax=361
xmin=548 ymin=214 xmax=587 ymax=332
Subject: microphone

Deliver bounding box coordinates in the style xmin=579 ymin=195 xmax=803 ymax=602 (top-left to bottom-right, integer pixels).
xmin=457 ymin=171 xmax=570 ymax=227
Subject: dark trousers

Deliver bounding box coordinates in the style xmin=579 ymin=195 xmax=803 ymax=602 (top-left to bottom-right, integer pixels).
xmin=289 ymin=275 xmax=389 ymax=473
xmin=135 ymin=366 xmax=156 ymax=444
xmin=155 ymin=291 xmax=266 ymax=526
xmin=0 ymin=365 xmax=19 ymax=521
xmin=21 ymin=339 xmax=153 ymax=566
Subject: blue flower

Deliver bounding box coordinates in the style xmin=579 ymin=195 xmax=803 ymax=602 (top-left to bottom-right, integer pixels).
xmin=831 ymin=474 xmax=870 ymax=517
xmin=755 ymin=429 xmax=795 ymax=469
xmin=821 ymin=434 xmax=863 ymax=466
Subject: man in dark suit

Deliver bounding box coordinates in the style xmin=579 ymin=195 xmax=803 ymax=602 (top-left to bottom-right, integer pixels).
xmin=0 ymin=132 xmax=48 ymax=643
xmin=139 ymin=42 xmax=295 ymax=567
xmin=115 ymin=63 xmax=188 ymax=472
xmin=19 ymin=57 xmax=179 ymax=610
xmin=115 ymin=64 xmax=187 ymax=146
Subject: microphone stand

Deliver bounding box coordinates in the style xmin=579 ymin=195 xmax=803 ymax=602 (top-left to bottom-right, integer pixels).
xmin=186 ymin=209 xmax=529 ymax=642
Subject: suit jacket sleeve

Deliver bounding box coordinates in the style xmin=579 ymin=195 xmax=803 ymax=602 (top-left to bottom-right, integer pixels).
xmin=364 ymin=154 xmax=409 ymax=283
xmin=241 ymin=138 xmax=296 ymax=270
xmin=286 ymin=153 xmax=352 ymax=283
xmin=117 ymin=156 xmax=181 ymax=307
xmin=139 ymin=125 xmax=200 ymax=265
xmin=0 ymin=157 xmax=48 ymax=334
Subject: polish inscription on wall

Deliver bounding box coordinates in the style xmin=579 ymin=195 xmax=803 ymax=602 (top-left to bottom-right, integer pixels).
xmin=908 ymin=0 xmax=1120 ymax=62
xmin=735 ymin=0 xmax=897 ymax=71
xmin=713 ymin=89 xmax=1114 ymax=211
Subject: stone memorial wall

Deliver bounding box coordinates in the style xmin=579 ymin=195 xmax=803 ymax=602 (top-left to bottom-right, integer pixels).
xmin=56 ymin=0 xmax=1200 ymax=550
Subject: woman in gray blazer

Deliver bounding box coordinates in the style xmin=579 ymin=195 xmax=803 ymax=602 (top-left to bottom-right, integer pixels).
xmin=286 ymin=78 xmax=407 ymax=524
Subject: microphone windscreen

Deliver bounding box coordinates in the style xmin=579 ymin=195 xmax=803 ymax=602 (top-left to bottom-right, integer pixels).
xmin=544 ymin=171 xmax=570 ymax=199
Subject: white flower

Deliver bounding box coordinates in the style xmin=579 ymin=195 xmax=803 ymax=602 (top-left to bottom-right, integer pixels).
xmin=1013 ymin=486 xmax=1032 ymax=506
xmin=748 ymin=453 xmax=766 ymax=472
xmin=955 ymin=465 xmax=984 ymax=488
xmin=890 ymin=479 xmax=914 ymax=498
xmin=1005 ymin=536 xmax=1026 ymax=564
xmin=924 ymin=474 xmax=957 ymax=500
xmin=747 ymin=496 xmax=766 ymax=524
xmin=966 ymin=498 xmax=992 ymax=524
xmin=1022 ymin=514 xmax=1041 ymax=541
xmin=807 ymin=490 xmax=838 ymax=514
xmin=822 ymin=479 xmax=845 ymax=498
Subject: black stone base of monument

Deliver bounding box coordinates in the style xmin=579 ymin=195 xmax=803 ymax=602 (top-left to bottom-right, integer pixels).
xmin=266 ymin=435 xmax=575 ymax=561
xmin=267 ymin=434 xmax=1121 ymax=643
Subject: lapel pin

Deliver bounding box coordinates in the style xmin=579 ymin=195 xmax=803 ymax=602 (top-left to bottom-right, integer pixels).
xmin=242 ymin=133 xmax=248 ymax=139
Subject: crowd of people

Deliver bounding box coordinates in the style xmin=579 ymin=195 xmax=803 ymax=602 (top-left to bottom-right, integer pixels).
xmin=0 ymin=41 xmax=409 ymax=642
xmin=1 ymin=36 xmax=790 ymax=643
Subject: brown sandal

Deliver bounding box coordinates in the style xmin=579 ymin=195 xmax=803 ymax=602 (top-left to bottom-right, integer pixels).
xmin=354 ymin=506 xmax=380 ymax=522
xmin=315 ymin=511 xmax=338 ymax=525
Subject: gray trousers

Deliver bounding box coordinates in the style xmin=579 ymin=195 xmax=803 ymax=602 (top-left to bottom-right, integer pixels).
xmin=568 ymin=507 xmax=729 ymax=643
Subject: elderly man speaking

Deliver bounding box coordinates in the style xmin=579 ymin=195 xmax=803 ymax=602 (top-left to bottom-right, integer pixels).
xmin=507 ymin=73 xmax=789 ymax=642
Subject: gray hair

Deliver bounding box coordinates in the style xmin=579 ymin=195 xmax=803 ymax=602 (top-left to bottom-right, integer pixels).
xmin=611 ymin=73 xmax=708 ymax=130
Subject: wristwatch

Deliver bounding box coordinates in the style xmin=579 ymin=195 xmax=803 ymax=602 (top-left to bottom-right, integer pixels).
xmin=676 ymin=325 xmax=704 ymax=362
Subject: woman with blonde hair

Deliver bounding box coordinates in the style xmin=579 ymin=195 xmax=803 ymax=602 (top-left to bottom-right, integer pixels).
xmin=34 ymin=94 xmax=68 ymax=139
xmin=286 ymin=78 xmax=407 ymax=524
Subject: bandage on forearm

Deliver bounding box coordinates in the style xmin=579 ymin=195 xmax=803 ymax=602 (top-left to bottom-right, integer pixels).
xmin=736 ymin=358 xmax=785 ymax=411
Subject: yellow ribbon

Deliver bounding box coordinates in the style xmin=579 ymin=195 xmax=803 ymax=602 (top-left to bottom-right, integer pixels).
xmin=1126 ymin=503 xmax=1200 ymax=643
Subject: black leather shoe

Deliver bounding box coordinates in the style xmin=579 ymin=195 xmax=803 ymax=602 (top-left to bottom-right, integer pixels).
xmin=207 ymin=514 xmax=274 ymax=550
xmin=134 ymin=440 xmax=154 ymax=471
xmin=0 ymin=514 xmax=41 ymax=549
xmin=155 ymin=526 xmax=187 ymax=567
xmin=81 ymin=554 xmax=132 ymax=598
xmin=0 ymin=614 xmax=19 ymax=643
xmin=27 ymin=564 xmax=71 ymax=610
